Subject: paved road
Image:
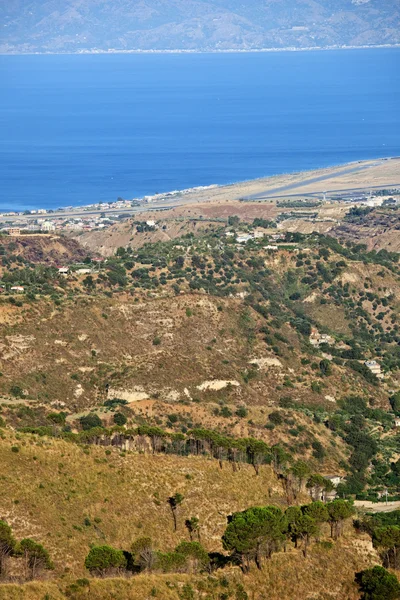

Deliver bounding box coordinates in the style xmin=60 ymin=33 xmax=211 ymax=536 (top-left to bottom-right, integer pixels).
xmin=0 ymin=204 xmax=179 ymax=223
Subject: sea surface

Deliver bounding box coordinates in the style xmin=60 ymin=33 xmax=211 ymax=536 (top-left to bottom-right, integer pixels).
xmin=0 ymin=49 xmax=399 ymax=211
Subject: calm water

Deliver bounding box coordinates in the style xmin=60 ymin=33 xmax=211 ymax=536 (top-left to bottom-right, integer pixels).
xmin=0 ymin=50 xmax=399 ymax=211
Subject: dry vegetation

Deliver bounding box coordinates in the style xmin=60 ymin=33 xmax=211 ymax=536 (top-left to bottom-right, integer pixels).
xmin=0 ymin=430 xmax=381 ymax=600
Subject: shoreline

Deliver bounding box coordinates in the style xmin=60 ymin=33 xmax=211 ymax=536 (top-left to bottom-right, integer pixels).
xmin=1 ymin=44 xmax=400 ymax=57
xmin=1 ymin=156 xmax=399 ymax=216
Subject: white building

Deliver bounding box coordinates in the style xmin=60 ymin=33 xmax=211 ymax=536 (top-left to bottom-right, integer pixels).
xmin=76 ymin=268 xmax=93 ymax=275
xmin=41 ymin=221 xmax=55 ymax=232
xmin=364 ymin=360 xmax=384 ymax=379
xmin=236 ymin=234 xmax=252 ymax=244
xmin=324 ymin=475 xmax=342 ymax=487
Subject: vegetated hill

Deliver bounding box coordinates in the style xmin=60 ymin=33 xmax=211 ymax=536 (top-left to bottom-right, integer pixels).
xmin=0 ymin=429 xmax=381 ymax=599
xmin=333 ymin=207 xmax=400 ymax=253
xmin=1 ymin=229 xmax=400 ymax=597
xmin=71 ymin=215 xmax=225 ymax=257
xmin=0 ymin=225 xmax=400 ymax=502
xmin=0 ymin=234 xmax=90 ymax=273
xmin=1 ymin=0 xmax=399 ymax=54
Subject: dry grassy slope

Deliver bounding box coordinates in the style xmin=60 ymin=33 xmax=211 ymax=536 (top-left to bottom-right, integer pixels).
xmin=0 ymin=540 xmax=381 ymax=600
xmin=280 ymin=208 xmax=400 ymax=253
xmin=69 ymin=201 xmax=279 ymax=255
xmin=0 ymin=431 xmax=287 ymax=574
xmin=0 ymin=430 xmax=381 ymax=600
xmin=71 ymin=217 xmax=224 ymax=256
xmin=0 ymin=292 xmax=384 ymax=412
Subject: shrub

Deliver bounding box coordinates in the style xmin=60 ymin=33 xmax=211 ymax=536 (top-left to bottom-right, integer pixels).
xmin=268 ymin=412 xmax=283 ymax=425
xmin=235 ymin=406 xmax=248 ymax=418
xmin=154 ymin=551 xmax=186 ymax=573
xmin=85 ymin=545 xmax=127 ymax=576
xmin=356 ymin=565 xmax=400 ymax=600
xmin=80 ymin=413 xmax=103 ymax=431
xmin=113 ymin=412 xmax=127 ymax=426
xmin=19 ymin=538 xmax=53 ymax=579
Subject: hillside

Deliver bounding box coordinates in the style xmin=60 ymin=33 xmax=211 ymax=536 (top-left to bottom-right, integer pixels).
xmin=0 ymin=429 xmax=382 ymax=599
xmin=1 ymin=0 xmax=399 ymax=54
xmin=0 ymin=220 xmax=400 ymax=598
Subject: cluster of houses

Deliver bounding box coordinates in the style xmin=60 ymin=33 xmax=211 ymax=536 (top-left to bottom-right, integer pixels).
xmin=225 ymin=229 xmax=284 ymax=246
xmin=309 ymin=330 xmax=335 ymax=347
xmin=2 ymin=214 xmax=120 ymax=236
xmin=309 ymin=329 xmax=385 ymax=380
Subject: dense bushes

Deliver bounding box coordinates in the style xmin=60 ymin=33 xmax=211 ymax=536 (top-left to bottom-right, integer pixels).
xmin=356 ymin=566 xmax=400 ymax=600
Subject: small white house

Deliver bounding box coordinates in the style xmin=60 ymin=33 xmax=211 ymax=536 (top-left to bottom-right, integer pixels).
xmin=11 ymin=286 xmax=24 ymax=293
xmin=58 ymin=267 xmax=69 ymax=275
xmin=236 ymin=234 xmax=252 ymax=244
xmin=324 ymin=475 xmax=342 ymax=487
xmin=41 ymin=221 xmax=56 ymax=232
xmin=394 ymin=418 xmax=400 ymax=428
xmin=76 ymin=268 xmax=93 ymax=275
xmin=364 ymin=360 xmax=384 ymax=379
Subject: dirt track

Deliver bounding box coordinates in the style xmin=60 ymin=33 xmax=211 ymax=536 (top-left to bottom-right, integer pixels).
xmin=354 ymin=500 xmax=400 ymax=513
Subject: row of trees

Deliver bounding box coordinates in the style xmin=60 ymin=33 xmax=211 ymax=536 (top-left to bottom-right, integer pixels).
xmin=222 ymin=500 xmax=354 ymax=571
xmin=83 ymin=499 xmax=354 ymax=579
xmin=85 ymin=539 xmax=209 ymax=578
xmin=21 ymin=422 xmax=339 ymax=506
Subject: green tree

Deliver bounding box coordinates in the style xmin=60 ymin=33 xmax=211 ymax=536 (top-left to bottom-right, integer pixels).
xmin=303 ymin=501 xmax=329 ymax=528
xmin=85 ymin=545 xmax=127 ymax=576
xmin=19 ymin=539 xmax=53 ymax=580
xmin=80 ymin=413 xmax=103 ymax=431
xmin=306 ymin=474 xmax=334 ymax=502
xmin=327 ymin=500 xmax=354 ymax=539
xmin=319 ymin=359 xmax=332 ymax=376
xmin=373 ymin=526 xmax=400 ymax=569
xmin=390 ymin=392 xmax=400 ymax=416
xmin=356 ymin=566 xmax=400 ymax=600
xmin=228 ymin=215 xmax=240 ymax=227
xmin=285 ymin=506 xmax=302 ymax=549
xmin=113 ymin=412 xmax=127 ymax=426
xmin=168 ymin=493 xmax=184 ymax=532
xmin=244 ymin=438 xmax=270 ymax=476
xmin=175 ymin=541 xmax=209 ymax=573
xmin=0 ymin=521 xmax=16 ymax=578
xmin=185 ymin=517 xmax=200 ymax=542
xmin=291 ymin=461 xmax=312 ymax=495
xmin=295 ymin=514 xmax=319 ymax=558
xmin=222 ymin=506 xmax=286 ymax=571
xmin=131 ymin=537 xmax=155 ymax=572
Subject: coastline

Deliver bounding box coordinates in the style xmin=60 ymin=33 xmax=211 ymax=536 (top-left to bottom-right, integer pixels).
xmin=1 ymin=157 xmax=399 ymax=217
xmin=1 ymin=43 xmax=400 ymax=57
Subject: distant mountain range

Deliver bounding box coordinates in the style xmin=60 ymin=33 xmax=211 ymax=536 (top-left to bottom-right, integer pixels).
xmin=1 ymin=0 xmax=400 ymax=54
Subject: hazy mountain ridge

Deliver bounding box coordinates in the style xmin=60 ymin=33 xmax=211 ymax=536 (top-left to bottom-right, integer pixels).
xmin=1 ymin=0 xmax=399 ymax=53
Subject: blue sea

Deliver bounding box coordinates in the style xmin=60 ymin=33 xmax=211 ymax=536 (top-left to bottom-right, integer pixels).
xmin=0 ymin=49 xmax=399 ymax=211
